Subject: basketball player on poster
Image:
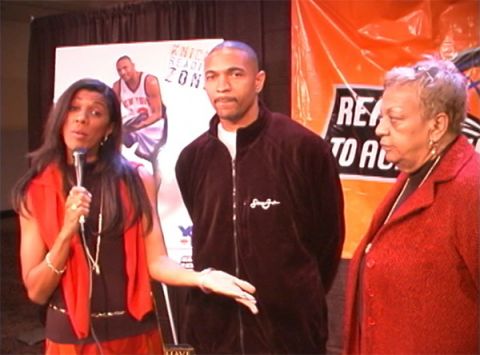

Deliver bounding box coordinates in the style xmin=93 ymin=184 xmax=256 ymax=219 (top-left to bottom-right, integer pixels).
xmin=113 ymin=55 xmax=167 ymax=192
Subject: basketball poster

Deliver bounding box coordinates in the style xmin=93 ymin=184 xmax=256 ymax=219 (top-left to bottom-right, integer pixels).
xmin=54 ymin=39 xmax=224 ymax=265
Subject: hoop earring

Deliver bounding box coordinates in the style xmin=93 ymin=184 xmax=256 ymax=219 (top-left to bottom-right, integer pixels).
xmin=100 ymin=135 xmax=109 ymax=146
xmin=428 ymin=138 xmax=437 ymax=158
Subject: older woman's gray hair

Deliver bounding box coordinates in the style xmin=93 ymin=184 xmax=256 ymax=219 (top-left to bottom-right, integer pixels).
xmin=384 ymin=58 xmax=467 ymax=134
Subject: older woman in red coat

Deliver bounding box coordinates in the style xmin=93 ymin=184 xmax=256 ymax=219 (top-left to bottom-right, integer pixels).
xmin=343 ymin=58 xmax=479 ymax=354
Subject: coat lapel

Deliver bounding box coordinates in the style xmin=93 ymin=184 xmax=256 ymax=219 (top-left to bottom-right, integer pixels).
xmin=383 ymin=136 xmax=474 ymax=227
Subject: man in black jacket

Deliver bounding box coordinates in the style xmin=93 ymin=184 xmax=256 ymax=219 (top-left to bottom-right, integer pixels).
xmin=176 ymin=40 xmax=345 ymax=354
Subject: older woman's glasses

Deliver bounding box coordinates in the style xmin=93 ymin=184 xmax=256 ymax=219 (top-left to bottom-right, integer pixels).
xmin=413 ymin=65 xmax=440 ymax=84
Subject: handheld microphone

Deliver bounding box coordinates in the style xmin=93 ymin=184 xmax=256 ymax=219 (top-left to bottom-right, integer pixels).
xmin=72 ymin=148 xmax=87 ymax=225
xmin=73 ymin=148 xmax=87 ymax=187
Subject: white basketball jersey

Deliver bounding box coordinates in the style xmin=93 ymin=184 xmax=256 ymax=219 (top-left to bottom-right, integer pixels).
xmin=119 ymin=72 xmax=151 ymax=121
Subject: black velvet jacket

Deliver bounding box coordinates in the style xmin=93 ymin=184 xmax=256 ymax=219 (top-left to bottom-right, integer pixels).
xmin=176 ymin=104 xmax=345 ymax=354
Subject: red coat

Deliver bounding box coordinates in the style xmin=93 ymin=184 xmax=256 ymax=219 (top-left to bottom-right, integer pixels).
xmin=343 ymin=136 xmax=479 ymax=354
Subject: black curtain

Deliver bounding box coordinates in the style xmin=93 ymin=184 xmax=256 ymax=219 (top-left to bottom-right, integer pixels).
xmin=28 ymin=0 xmax=291 ymax=151
xmin=27 ymin=0 xmax=290 ymax=344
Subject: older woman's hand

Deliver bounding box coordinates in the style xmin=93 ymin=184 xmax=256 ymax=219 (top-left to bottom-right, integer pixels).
xmin=199 ymin=269 xmax=258 ymax=314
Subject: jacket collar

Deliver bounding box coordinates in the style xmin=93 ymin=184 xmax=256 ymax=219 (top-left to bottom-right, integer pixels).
xmin=208 ymin=101 xmax=271 ymax=151
xmin=372 ymin=135 xmax=476 ymax=232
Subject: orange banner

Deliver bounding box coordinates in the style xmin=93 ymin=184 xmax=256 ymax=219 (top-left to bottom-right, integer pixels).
xmin=292 ymin=0 xmax=479 ymax=258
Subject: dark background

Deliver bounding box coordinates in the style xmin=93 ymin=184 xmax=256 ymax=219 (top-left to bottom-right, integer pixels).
xmin=1 ymin=214 xmax=44 ymax=354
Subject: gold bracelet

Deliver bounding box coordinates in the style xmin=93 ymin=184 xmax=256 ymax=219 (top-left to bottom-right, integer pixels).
xmin=45 ymin=252 xmax=67 ymax=275
xmin=198 ymin=267 xmax=215 ymax=294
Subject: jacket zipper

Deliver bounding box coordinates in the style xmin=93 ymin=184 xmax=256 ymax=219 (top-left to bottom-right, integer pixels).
xmin=232 ymin=158 xmax=245 ymax=354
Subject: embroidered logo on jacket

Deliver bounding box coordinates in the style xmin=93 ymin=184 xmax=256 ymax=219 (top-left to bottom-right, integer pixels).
xmin=249 ymin=198 xmax=281 ymax=210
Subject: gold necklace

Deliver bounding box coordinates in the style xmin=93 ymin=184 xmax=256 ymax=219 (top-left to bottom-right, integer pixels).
xmin=384 ymin=154 xmax=442 ymax=224
xmin=365 ymin=154 xmax=442 ymax=255
xmin=80 ymin=188 xmax=103 ymax=275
